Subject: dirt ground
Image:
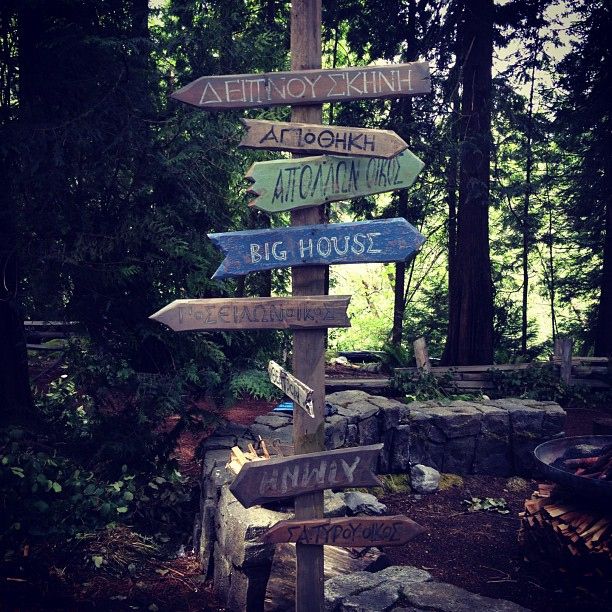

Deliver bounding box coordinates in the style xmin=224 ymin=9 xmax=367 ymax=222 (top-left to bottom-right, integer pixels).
xmin=3 ymin=392 xmax=610 ymax=611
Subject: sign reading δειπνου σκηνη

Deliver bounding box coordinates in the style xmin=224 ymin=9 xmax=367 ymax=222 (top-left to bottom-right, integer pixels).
xmin=171 ymin=63 xmax=430 ymax=110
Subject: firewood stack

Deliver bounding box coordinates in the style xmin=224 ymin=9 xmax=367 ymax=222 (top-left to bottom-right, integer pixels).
xmin=519 ymin=484 xmax=611 ymax=592
xmin=226 ymin=438 xmax=294 ymax=475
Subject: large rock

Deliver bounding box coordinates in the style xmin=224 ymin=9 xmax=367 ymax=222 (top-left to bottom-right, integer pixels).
xmin=325 ymin=414 xmax=348 ymax=449
xmin=325 ymin=566 xmax=432 ymax=612
xmin=473 ymin=405 xmax=511 ymax=475
xmin=344 ymin=491 xmax=387 ymax=515
xmin=400 ymin=581 xmax=529 ymax=611
xmin=410 ymin=464 xmax=440 ymax=493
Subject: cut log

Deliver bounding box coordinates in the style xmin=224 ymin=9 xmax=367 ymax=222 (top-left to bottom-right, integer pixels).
xmin=519 ymin=484 xmax=612 ymax=594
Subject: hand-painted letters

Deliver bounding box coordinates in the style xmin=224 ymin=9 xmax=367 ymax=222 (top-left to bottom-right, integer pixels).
xmin=171 ymin=63 xmax=431 ymax=110
xmin=208 ymin=218 xmax=425 ymax=279
xmin=240 ymin=119 xmax=408 ymax=158
xmin=149 ymin=296 xmax=351 ymax=331
xmin=246 ymin=151 xmax=424 ymax=213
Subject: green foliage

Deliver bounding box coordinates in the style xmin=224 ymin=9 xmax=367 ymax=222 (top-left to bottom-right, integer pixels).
xmin=487 ymin=364 xmax=574 ymax=404
xmin=463 ymin=497 xmax=510 ymax=514
xmin=229 ymin=368 xmax=282 ymax=401
xmin=392 ymin=369 xmax=456 ymax=401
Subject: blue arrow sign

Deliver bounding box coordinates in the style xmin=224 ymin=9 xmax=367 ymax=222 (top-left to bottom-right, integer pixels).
xmin=208 ymin=218 xmax=425 ymax=280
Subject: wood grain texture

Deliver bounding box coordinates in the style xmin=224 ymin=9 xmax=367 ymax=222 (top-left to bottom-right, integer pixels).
xmin=261 ymin=515 xmax=425 ymax=547
xmin=171 ymin=62 xmax=430 ymax=110
xmin=149 ymin=296 xmax=350 ymax=331
xmin=290 ymin=3 xmax=326 ymax=610
xmin=228 ymin=443 xmax=383 ymax=508
xmin=268 ymin=360 xmax=314 ymax=417
xmin=246 ymin=150 xmax=424 ymax=213
xmin=240 ymin=119 xmax=408 ymax=158
xmin=208 ymin=218 xmax=425 ymax=279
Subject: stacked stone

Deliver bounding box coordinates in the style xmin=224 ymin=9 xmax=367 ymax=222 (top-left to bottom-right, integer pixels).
xmin=325 ymin=565 xmax=529 ymax=611
xmin=196 ymin=392 xmax=564 ymax=608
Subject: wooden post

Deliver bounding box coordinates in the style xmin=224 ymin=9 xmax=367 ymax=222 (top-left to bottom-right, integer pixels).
xmin=555 ymin=337 xmax=573 ymax=384
xmin=413 ymin=337 xmax=431 ymax=373
xmin=290 ymin=2 xmax=325 ymax=611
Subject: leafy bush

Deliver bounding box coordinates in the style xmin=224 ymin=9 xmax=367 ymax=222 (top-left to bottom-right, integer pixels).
xmin=392 ymin=369 xmax=457 ymax=401
xmin=229 ymin=368 xmax=282 ymax=401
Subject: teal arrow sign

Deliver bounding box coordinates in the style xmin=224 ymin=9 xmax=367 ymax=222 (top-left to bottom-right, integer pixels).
xmin=245 ymin=150 xmax=424 ymax=214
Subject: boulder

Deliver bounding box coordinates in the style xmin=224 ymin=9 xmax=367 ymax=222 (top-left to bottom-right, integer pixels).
xmin=410 ymin=464 xmax=440 ymax=493
xmin=344 ymin=491 xmax=387 ymax=515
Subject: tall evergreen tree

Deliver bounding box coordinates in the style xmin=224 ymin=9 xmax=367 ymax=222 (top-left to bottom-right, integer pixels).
xmin=555 ymin=0 xmax=612 ymax=356
xmin=442 ymin=0 xmax=494 ymax=364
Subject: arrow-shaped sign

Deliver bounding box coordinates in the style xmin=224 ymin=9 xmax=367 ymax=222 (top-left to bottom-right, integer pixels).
xmin=240 ymin=119 xmax=408 ymax=159
xmin=229 ymin=444 xmax=383 ymax=508
xmin=150 ymin=296 xmax=351 ymax=331
xmin=245 ymin=150 xmax=424 ymax=213
xmin=268 ymin=360 xmax=314 ymax=418
xmin=261 ymin=516 xmax=425 ymax=547
xmin=208 ymin=218 xmax=425 ymax=280
xmin=170 ymin=63 xmax=431 ymax=110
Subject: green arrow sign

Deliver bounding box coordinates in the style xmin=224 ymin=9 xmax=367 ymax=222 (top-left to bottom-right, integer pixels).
xmin=245 ymin=150 xmax=424 ymax=213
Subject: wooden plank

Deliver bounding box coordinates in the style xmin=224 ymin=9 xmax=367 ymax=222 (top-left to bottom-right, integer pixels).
xmin=268 ymin=360 xmax=314 ymax=418
xmin=261 ymin=515 xmax=424 ymax=547
xmin=239 ymin=119 xmax=408 ymax=158
xmin=395 ymin=363 xmax=535 ymax=374
xmin=324 ymin=378 xmax=391 ymax=391
xmin=171 ymin=62 xmax=431 ymax=110
xmin=24 ymin=320 xmax=78 ymax=328
xmin=290 ymin=4 xmax=326 ymax=609
xmin=555 ymin=338 xmax=573 ymax=383
xmin=149 ymin=296 xmax=350 ymax=331
xmin=208 ymin=218 xmax=425 ymax=279
xmin=246 ymin=151 xmax=424 ymax=213
xmin=450 ymin=380 xmax=495 ymax=389
xmin=229 ymin=443 xmax=383 ymax=508
xmin=413 ymin=337 xmax=431 ymax=373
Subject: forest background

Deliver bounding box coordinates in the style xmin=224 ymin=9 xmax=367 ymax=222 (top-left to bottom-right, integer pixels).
xmin=0 ymin=0 xmax=611 ymax=591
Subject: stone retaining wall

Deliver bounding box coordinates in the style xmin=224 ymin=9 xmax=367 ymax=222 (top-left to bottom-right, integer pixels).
xmin=197 ymin=392 xmax=564 ymax=609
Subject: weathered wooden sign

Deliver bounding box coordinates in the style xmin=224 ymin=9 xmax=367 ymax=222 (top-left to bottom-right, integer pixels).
xmin=268 ymin=361 xmax=314 ymax=418
xmin=171 ymin=63 xmax=431 ymax=110
xmin=208 ymin=218 xmax=425 ymax=280
xmin=240 ymin=119 xmax=408 ymax=159
xmin=149 ymin=296 xmax=351 ymax=331
xmin=261 ymin=516 xmax=425 ymax=547
xmin=246 ymin=150 xmax=424 ymax=213
xmin=229 ymin=443 xmax=383 ymax=508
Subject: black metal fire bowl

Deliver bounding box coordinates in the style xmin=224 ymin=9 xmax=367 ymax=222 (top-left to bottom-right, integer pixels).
xmin=533 ymin=435 xmax=612 ymax=505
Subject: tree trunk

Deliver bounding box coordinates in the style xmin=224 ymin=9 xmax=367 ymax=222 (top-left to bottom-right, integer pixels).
xmin=521 ymin=62 xmax=536 ymax=356
xmin=442 ymin=0 xmax=494 ymax=365
xmin=595 ymin=149 xmax=612 ymax=357
xmin=390 ymin=0 xmax=417 ymax=348
xmin=0 ymin=1 xmax=33 ymax=415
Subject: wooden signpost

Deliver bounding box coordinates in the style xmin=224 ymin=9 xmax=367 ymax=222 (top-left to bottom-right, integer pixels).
xmin=246 ymin=150 xmax=424 ymax=213
xmin=149 ymin=296 xmax=351 ymax=331
xmin=268 ymin=360 xmax=314 ymax=418
xmin=240 ymin=119 xmax=409 ymax=159
xmin=229 ymin=444 xmax=383 ymax=508
xmin=162 ymin=2 xmax=431 ymax=609
xmin=208 ymin=218 xmax=425 ymax=279
xmin=261 ymin=516 xmax=425 ymax=547
xmin=171 ymin=62 xmax=430 ymax=110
